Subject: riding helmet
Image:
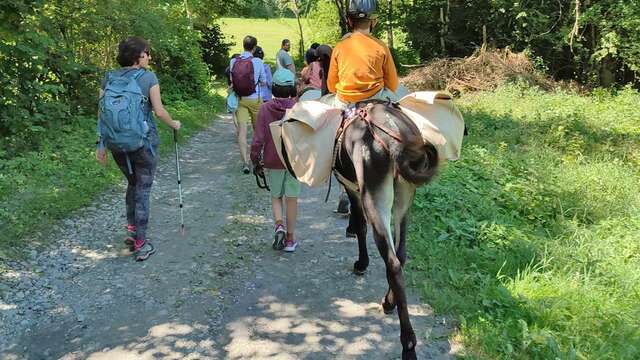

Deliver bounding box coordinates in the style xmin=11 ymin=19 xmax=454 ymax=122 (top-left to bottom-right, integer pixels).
xmin=347 ymin=0 xmax=378 ymax=20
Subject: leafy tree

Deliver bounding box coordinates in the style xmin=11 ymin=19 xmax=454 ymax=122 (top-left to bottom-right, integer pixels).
xmin=0 ymin=0 xmax=228 ymax=157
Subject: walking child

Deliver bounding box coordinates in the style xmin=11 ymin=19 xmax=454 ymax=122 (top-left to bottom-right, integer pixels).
xmin=250 ymin=69 xmax=301 ymax=252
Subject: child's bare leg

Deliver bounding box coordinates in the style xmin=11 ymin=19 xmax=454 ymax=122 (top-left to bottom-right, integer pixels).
xmin=271 ymin=197 xmax=284 ymax=225
xmin=285 ymin=197 xmax=298 ymax=238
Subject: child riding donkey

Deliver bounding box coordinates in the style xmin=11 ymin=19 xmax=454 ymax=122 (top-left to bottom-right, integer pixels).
xmin=275 ymin=1 xmax=465 ymax=358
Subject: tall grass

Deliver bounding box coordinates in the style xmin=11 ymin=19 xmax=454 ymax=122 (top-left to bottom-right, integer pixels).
xmin=408 ymin=84 xmax=640 ymax=359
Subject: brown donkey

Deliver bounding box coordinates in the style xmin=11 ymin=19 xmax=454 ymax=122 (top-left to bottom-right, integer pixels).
xmin=336 ymin=100 xmax=439 ymax=359
xmin=317 ymin=45 xmax=440 ymax=359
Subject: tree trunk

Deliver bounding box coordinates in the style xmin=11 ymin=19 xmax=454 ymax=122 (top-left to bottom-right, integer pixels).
xmin=439 ymin=7 xmax=445 ymax=53
xmin=600 ymin=55 xmax=616 ymax=87
xmin=333 ymin=0 xmax=349 ymax=35
xmin=386 ymin=0 xmax=394 ymax=49
xmin=294 ymin=4 xmax=305 ymax=59
xmin=183 ymin=0 xmax=193 ymax=29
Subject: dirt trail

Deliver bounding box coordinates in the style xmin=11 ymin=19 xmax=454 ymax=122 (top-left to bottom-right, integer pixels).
xmin=0 ymin=115 xmax=458 ymax=359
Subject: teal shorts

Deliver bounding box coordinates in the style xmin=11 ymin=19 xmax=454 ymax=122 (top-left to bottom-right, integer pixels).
xmin=266 ymin=169 xmax=301 ymax=198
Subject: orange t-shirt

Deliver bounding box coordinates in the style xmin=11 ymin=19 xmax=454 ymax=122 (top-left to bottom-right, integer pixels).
xmin=327 ymin=32 xmax=399 ymax=103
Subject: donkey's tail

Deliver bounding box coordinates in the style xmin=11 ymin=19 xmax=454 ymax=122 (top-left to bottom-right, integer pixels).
xmin=386 ymin=106 xmax=439 ymax=186
xmin=394 ymin=135 xmax=439 ymax=186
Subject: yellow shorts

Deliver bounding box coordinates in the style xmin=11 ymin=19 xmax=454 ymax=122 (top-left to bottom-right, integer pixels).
xmin=236 ymin=98 xmax=262 ymax=126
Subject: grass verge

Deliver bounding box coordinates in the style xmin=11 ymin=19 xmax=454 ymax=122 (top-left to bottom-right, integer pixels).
xmin=0 ymin=84 xmax=226 ymax=260
xmin=408 ymin=84 xmax=640 ymax=359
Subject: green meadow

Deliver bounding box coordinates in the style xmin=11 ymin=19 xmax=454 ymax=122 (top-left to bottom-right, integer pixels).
xmin=409 ymin=84 xmax=640 ymax=359
xmin=219 ymin=17 xmax=314 ymax=64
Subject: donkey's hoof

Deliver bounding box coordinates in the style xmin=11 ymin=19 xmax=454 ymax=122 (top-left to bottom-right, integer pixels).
xmin=401 ymin=332 xmax=417 ymax=359
xmin=401 ymin=348 xmax=417 ymax=360
xmin=353 ymin=260 xmax=368 ymax=275
xmin=381 ymin=296 xmax=396 ymax=314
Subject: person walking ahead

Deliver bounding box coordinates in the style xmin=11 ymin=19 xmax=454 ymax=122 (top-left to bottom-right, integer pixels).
xmin=229 ymin=35 xmax=266 ymax=173
xmin=327 ymin=0 xmax=399 ymax=106
xmin=96 ymin=36 xmax=181 ymax=261
xmin=251 ymin=69 xmax=301 ymax=252
xmin=254 ymin=46 xmax=273 ymax=102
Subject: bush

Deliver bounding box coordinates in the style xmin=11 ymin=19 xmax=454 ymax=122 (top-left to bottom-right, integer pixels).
xmin=199 ymin=23 xmax=233 ymax=75
xmin=0 ymin=0 xmax=213 ymax=157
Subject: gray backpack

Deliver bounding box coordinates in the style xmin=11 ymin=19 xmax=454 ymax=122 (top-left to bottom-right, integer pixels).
xmin=98 ymin=69 xmax=150 ymax=153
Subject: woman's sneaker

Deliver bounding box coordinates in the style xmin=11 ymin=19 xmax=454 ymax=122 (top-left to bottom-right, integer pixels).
xmin=273 ymin=224 xmax=286 ymax=250
xmin=283 ymin=240 xmax=298 ymax=252
xmin=134 ymin=241 xmax=156 ymax=261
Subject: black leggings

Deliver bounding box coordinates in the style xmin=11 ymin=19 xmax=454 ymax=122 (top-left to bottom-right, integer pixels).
xmin=112 ymin=145 xmax=158 ymax=241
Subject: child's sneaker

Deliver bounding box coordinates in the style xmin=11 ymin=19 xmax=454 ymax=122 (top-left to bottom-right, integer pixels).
xmin=283 ymin=239 xmax=298 ymax=252
xmin=273 ymin=224 xmax=286 ymax=250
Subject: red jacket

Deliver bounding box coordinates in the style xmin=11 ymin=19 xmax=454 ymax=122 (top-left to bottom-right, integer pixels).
xmin=251 ymin=97 xmax=297 ymax=169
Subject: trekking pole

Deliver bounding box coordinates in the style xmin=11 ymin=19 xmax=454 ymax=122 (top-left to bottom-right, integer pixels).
xmin=173 ymin=129 xmax=185 ymax=235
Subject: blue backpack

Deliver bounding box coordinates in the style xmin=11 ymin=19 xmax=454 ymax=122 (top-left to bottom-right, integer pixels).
xmin=98 ymin=69 xmax=150 ymax=154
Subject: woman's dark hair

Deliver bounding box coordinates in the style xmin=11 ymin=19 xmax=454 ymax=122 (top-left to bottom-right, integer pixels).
xmin=304 ymin=48 xmax=318 ymax=64
xmin=310 ymin=43 xmax=320 ymax=49
xmin=254 ymin=46 xmax=264 ymax=60
xmin=116 ymin=37 xmax=150 ymax=67
xmin=243 ymin=35 xmax=257 ymax=51
xmin=272 ymin=84 xmax=297 ymax=98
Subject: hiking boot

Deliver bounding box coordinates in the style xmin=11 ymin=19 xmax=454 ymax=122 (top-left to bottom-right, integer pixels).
xmin=134 ymin=241 xmax=156 ymax=261
xmin=283 ymin=240 xmax=298 ymax=252
xmin=273 ymin=224 xmax=286 ymax=250
xmin=335 ymin=193 xmax=350 ymax=215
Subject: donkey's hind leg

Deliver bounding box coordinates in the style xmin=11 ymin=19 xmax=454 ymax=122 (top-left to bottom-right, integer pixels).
xmin=362 ymin=171 xmax=417 ymax=360
xmin=347 ymin=189 xmax=369 ymax=275
xmin=382 ymin=178 xmax=417 ymax=314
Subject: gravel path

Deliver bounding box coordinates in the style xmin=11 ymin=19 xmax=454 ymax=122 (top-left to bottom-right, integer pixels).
xmin=0 ymin=115 xmax=459 ymax=359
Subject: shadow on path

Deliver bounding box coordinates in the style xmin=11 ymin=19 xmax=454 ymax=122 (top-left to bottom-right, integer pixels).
xmin=1 ymin=116 xmax=458 ymax=359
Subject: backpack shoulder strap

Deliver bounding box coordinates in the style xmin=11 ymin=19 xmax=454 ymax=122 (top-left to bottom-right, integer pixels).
xmin=133 ymin=68 xmax=146 ymax=79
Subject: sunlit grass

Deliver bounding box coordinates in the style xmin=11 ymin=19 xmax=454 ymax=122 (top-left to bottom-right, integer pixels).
xmin=408 ymin=84 xmax=640 ymax=359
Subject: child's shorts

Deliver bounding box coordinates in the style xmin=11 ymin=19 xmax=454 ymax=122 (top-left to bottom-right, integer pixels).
xmin=266 ymin=169 xmax=301 ymax=198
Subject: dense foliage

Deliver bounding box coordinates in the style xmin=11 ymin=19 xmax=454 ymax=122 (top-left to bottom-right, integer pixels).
xmin=401 ymin=0 xmax=640 ymax=86
xmin=0 ymin=0 xmax=230 ymax=158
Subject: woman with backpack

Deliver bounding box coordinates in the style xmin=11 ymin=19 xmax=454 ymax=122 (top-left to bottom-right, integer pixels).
xmin=96 ymin=36 xmax=181 ymax=261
